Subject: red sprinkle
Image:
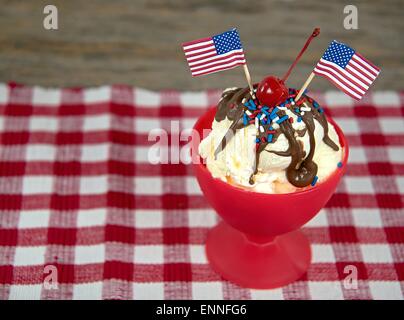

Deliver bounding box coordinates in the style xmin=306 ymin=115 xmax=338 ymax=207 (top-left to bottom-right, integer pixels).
xmin=267 ymin=130 xmax=276 ymax=134
xmin=289 ymin=117 xmax=294 ymax=123
xmin=261 ymin=137 xmax=267 ymax=143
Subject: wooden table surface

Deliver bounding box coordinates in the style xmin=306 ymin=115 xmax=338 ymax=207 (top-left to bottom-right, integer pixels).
xmin=0 ymin=0 xmax=402 ymax=91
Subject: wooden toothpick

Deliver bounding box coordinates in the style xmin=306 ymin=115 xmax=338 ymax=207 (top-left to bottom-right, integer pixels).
xmin=243 ymin=64 xmax=255 ymax=98
xmin=295 ymin=72 xmax=315 ymax=101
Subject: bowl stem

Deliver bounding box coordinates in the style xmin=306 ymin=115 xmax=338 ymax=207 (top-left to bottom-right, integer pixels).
xmin=206 ymin=221 xmax=312 ymax=289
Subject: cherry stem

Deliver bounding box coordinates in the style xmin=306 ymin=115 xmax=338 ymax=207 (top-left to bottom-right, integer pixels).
xmin=281 ymin=27 xmax=320 ymax=83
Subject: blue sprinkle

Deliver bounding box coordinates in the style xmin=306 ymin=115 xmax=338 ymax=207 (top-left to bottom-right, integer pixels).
xmin=267 ymin=134 xmax=273 ymax=143
xmin=276 ymin=115 xmax=289 ymax=124
xmin=297 ymin=116 xmax=302 ymax=122
xmin=311 ymin=176 xmax=318 ymax=186
xmin=337 ymin=161 xmax=343 ymax=168
xmin=262 ymin=106 xmax=269 ymax=110
xmin=303 ymin=89 xmax=309 ymax=95
xmin=270 ymin=113 xmax=278 ymax=120
xmin=255 ymin=138 xmax=260 ymax=143
xmin=313 ymin=101 xmax=319 ymax=109
xmin=294 ymin=108 xmax=300 ymax=113
xmin=243 ymin=114 xmax=248 ymax=126
xmin=318 ymin=108 xmax=324 ymax=113
xmin=249 ymin=100 xmax=257 ymax=110
xmin=270 ymin=108 xmax=279 ymax=120
xmin=269 ymin=126 xmax=274 ymax=130
xmin=244 ymin=99 xmax=256 ymax=110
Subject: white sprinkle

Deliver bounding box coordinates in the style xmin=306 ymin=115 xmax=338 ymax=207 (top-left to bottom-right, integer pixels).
xmin=246 ymin=110 xmax=252 ymax=116
xmin=255 ymin=117 xmax=259 ymax=128
xmin=301 ymin=112 xmax=305 ymax=116
xmin=259 ymin=114 xmax=266 ymax=120
xmin=301 ymin=107 xmax=311 ymax=112
xmin=259 ymin=125 xmax=264 ymax=133
xmin=291 ymin=101 xmax=296 ymax=105
xmin=272 ymin=122 xmax=279 ymax=129
xmin=242 ymin=98 xmax=246 ymax=103
xmin=278 ymin=106 xmax=287 ymax=111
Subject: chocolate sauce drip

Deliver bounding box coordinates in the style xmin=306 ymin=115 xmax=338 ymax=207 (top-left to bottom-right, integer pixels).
xmin=214 ymin=87 xmax=253 ymax=158
xmin=215 ymin=87 xmax=251 ymax=122
xmin=305 ymin=101 xmax=339 ymax=151
xmin=288 ymin=108 xmax=318 ymax=187
xmin=214 ymin=87 xmax=339 ymax=188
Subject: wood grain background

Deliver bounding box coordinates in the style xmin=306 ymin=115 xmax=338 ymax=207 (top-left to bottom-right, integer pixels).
xmin=0 ymin=0 xmax=402 ymax=90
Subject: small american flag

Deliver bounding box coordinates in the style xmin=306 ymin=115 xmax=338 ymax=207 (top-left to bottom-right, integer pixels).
xmin=182 ymin=28 xmax=246 ymax=77
xmin=313 ymin=40 xmax=380 ymax=100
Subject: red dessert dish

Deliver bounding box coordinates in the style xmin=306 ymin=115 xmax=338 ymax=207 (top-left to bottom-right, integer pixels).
xmin=192 ymin=106 xmax=349 ymax=289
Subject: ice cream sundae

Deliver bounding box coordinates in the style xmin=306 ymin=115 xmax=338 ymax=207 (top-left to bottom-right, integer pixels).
xmin=183 ymin=27 xmax=377 ymax=289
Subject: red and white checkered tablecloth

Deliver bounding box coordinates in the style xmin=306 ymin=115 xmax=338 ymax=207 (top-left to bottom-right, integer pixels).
xmin=0 ymin=83 xmax=403 ymax=300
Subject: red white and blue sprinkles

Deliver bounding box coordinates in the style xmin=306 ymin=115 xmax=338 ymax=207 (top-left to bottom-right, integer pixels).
xmin=243 ymin=88 xmax=319 ymax=147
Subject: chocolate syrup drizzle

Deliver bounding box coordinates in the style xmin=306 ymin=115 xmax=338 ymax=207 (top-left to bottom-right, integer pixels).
xmin=214 ymin=87 xmax=339 ymax=188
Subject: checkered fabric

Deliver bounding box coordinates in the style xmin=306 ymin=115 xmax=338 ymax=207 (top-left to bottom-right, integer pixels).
xmin=0 ymin=83 xmax=403 ymax=300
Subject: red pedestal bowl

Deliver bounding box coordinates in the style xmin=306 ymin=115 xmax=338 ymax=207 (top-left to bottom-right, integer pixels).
xmin=192 ymin=107 xmax=349 ymax=289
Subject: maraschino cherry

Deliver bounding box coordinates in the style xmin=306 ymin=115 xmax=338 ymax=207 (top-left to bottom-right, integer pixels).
xmin=256 ymin=28 xmax=320 ymax=107
xmin=256 ymin=76 xmax=288 ymax=107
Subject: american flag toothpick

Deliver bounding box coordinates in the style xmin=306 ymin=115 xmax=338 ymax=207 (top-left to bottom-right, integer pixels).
xmin=295 ymin=40 xmax=380 ymax=101
xmin=182 ymin=28 xmax=254 ymax=95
